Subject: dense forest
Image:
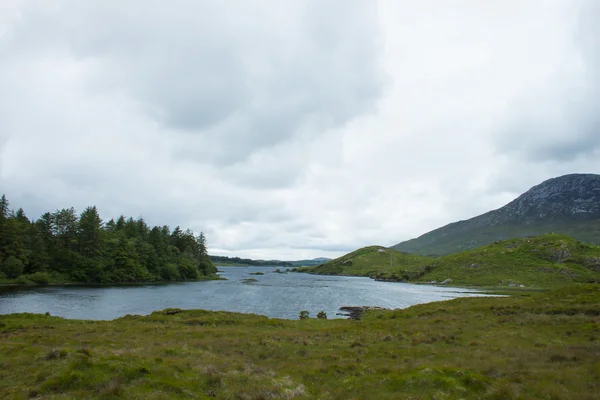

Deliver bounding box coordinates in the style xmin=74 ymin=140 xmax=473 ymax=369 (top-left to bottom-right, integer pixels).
xmin=0 ymin=195 xmax=217 ymax=285
xmin=210 ymin=255 xmax=292 ymax=267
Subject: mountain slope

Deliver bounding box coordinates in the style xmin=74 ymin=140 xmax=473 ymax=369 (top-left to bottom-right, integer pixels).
xmin=392 ymin=173 xmax=600 ymax=256
xmin=417 ymin=234 xmax=600 ymax=287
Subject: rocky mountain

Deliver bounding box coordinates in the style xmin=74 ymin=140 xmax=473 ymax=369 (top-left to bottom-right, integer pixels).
xmin=392 ymin=174 xmax=600 ymax=256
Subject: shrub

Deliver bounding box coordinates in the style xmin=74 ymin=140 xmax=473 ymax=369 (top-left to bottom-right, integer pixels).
xmin=28 ymin=271 xmax=51 ymax=285
xmin=317 ymin=311 xmax=327 ymax=319
xmin=1 ymin=256 xmax=24 ymax=279
xmin=159 ymin=263 xmax=180 ymax=281
xmin=15 ymin=275 xmax=32 ymax=285
xmin=299 ymin=311 xmax=310 ymax=320
xmin=177 ymin=257 xmax=199 ymax=280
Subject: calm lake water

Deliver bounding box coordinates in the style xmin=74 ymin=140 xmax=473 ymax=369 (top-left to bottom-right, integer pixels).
xmin=0 ymin=267 xmax=491 ymax=320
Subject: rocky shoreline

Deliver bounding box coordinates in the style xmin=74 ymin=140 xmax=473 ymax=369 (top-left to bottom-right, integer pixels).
xmin=337 ymin=306 xmax=385 ymax=320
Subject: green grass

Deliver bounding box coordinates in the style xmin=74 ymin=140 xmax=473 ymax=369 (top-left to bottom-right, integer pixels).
xmin=416 ymin=234 xmax=600 ymax=287
xmin=304 ymin=234 xmax=600 ymax=288
xmin=1 ymin=284 xmax=599 ymax=399
xmin=305 ymin=246 xmax=433 ymax=279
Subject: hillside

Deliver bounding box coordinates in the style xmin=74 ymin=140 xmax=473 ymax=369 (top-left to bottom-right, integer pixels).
xmin=392 ymin=173 xmax=600 ymax=256
xmin=417 ymin=234 xmax=600 ymax=287
xmin=304 ymin=246 xmax=433 ymax=279
xmin=1 ymin=285 xmax=599 ymax=399
xmin=302 ymin=234 xmax=600 ymax=288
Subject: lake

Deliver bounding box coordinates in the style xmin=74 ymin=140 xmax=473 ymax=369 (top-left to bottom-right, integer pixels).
xmin=0 ymin=267 xmax=492 ymax=320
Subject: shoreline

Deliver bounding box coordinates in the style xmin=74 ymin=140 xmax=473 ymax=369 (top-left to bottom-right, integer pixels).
xmin=291 ymin=269 xmax=550 ymax=294
xmin=0 ymin=275 xmax=225 ymax=289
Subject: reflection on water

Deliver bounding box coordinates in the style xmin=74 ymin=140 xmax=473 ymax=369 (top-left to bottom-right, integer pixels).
xmin=0 ymin=267 xmax=493 ymax=320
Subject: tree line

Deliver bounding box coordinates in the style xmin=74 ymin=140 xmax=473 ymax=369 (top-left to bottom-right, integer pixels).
xmin=0 ymin=195 xmax=217 ymax=284
xmin=209 ymin=255 xmax=293 ymax=267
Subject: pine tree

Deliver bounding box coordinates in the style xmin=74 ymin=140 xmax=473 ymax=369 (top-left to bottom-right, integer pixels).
xmin=0 ymin=198 xmax=216 ymax=283
xmin=0 ymin=195 xmax=10 ymax=261
xmin=78 ymin=206 xmax=105 ymax=258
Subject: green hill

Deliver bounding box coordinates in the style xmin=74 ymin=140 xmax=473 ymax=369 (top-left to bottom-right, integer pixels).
xmin=304 ymin=246 xmax=433 ymax=279
xmin=303 ymin=234 xmax=600 ymax=288
xmin=417 ymin=234 xmax=600 ymax=287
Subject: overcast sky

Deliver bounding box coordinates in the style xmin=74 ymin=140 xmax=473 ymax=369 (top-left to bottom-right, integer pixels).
xmin=1 ymin=1 xmax=599 ymax=260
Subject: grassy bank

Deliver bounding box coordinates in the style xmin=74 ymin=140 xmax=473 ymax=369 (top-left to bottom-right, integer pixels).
xmin=0 ymin=272 xmax=222 ymax=287
xmin=1 ymin=284 xmax=599 ymax=399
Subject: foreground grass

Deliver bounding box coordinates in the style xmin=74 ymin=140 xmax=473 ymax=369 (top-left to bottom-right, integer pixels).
xmin=1 ymin=284 xmax=599 ymax=399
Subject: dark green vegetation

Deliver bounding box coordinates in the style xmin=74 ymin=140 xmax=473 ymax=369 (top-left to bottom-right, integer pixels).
xmin=287 ymin=258 xmax=331 ymax=267
xmin=301 ymin=246 xmax=432 ymax=280
xmin=393 ymin=174 xmax=600 ymax=256
xmin=306 ymin=235 xmax=600 ymax=288
xmin=1 ymin=285 xmax=599 ymax=399
xmin=209 ymin=255 xmax=293 ymax=267
xmin=209 ymin=256 xmax=330 ymax=268
xmin=0 ymin=195 xmax=216 ymax=285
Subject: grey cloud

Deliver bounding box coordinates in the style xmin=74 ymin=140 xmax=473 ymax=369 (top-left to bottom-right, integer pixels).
xmin=5 ymin=1 xmax=384 ymax=165
xmin=495 ymin=0 xmax=600 ymax=162
xmin=4 ymin=0 xmax=600 ymax=261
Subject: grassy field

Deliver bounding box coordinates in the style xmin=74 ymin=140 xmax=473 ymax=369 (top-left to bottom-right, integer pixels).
xmin=306 ymin=234 xmax=600 ymax=288
xmin=1 ymin=284 xmax=599 ymax=399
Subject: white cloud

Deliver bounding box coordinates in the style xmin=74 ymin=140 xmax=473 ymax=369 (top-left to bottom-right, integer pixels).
xmin=1 ymin=0 xmax=599 ymax=260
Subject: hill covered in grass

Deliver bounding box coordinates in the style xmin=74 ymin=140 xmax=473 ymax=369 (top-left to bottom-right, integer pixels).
xmin=1 ymin=285 xmax=599 ymax=399
xmin=301 ymin=234 xmax=600 ymax=288
xmin=392 ymin=174 xmax=600 ymax=256
xmin=417 ymin=234 xmax=600 ymax=287
xmin=300 ymin=245 xmax=432 ymax=278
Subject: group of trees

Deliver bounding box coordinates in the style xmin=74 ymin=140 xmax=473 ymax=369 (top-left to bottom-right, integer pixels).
xmin=0 ymin=195 xmax=217 ymax=284
xmin=209 ymin=255 xmax=293 ymax=267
